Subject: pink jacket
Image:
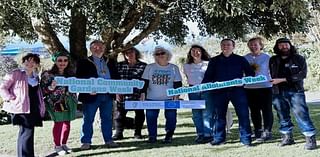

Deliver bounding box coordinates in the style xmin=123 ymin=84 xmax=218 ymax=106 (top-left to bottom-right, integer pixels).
xmin=0 ymin=69 xmax=45 ymax=117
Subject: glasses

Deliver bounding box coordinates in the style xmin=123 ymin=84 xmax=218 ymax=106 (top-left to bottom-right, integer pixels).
xmin=57 ymin=59 xmax=68 ymax=62
xmin=155 ymin=52 xmax=166 ymax=56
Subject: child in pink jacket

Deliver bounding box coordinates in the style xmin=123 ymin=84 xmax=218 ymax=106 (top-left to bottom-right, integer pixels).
xmin=0 ymin=53 xmax=45 ymax=157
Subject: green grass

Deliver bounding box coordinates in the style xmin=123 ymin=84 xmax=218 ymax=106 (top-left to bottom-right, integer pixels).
xmin=1 ymin=104 xmax=320 ymax=157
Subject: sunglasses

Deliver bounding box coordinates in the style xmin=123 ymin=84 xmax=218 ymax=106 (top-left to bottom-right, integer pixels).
xmin=155 ymin=52 xmax=166 ymax=56
xmin=57 ymin=59 xmax=68 ymax=62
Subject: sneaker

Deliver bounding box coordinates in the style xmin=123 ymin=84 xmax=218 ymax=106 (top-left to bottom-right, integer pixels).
xmin=112 ymin=133 xmax=124 ymax=141
xmin=105 ymin=141 xmax=119 ymax=148
xmin=305 ymin=135 xmax=317 ymax=150
xmin=194 ymin=135 xmax=204 ymax=144
xmin=162 ymin=136 xmax=172 ymax=144
xmin=201 ymin=136 xmax=213 ymax=144
xmin=279 ymin=133 xmax=295 ymax=147
xmin=54 ymin=146 xmax=67 ymax=156
xmin=61 ymin=144 xmax=72 ymax=153
xmin=209 ymin=140 xmax=226 ymax=146
xmin=134 ymin=134 xmax=143 ymax=139
xmin=80 ymin=143 xmax=91 ymax=150
xmin=256 ymin=131 xmax=272 ymax=142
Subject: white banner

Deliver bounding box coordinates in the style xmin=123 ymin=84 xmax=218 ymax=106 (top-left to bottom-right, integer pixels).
xmin=125 ymin=100 xmax=205 ymax=109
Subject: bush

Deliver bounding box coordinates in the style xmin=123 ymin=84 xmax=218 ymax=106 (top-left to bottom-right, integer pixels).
xmin=0 ymin=55 xmax=18 ymax=79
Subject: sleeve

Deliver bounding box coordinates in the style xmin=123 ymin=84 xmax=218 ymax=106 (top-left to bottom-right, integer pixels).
xmin=174 ymin=64 xmax=182 ymax=81
xmin=286 ymin=55 xmax=307 ymax=83
xmin=242 ymin=57 xmax=255 ymax=77
xmin=0 ymin=71 xmax=16 ymax=100
xmin=76 ymin=59 xmax=87 ymax=78
xmin=201 ymin=58 xmax=214 ymax=83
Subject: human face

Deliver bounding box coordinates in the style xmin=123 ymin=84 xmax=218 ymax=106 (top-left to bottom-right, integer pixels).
xmin=90 ymin=42 xmax=105 ymax=57
xmin=124 ymin=49 xmax=137 ymax=62
xmin=221 ymin=40 xmax=235 ymax=55
xmin=248 ymin=40 xmax=262 ymax=54
xmin=55 ymin=56 xmax=69 ymax=71
xmin=191 ymin=48 xmax=202 ymax=60
xmin=277 ymin=42 xmax=291 ymax=56
xmin=23 ymin=58 xmax=39 ymax=72
xmin=154 ymin=51 xmax=168 ymax=65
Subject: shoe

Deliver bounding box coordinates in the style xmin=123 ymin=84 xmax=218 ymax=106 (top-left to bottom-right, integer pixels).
xmin=209 ymin=140 xmax=225 ymax=146
xmin=112 ymin=133 xmax=124 ymax=141
xmin=80 ymin=143 xmax=91 ymax=150
xmin=241 ymin=142 xmax=252 ymax=147
xmin=162 ymin=136 xmax=172 ymax=144
xmin=305 ymin=135 xmax=317 ymax=150
xmin=279 ymin=133 xmax=295 ymax=147
xmin=134 ymin=134 xmax=143 ymax=139
xmin=54 ymin=146 xmax=67 ymax=156
xmin=61 ymin=144 xmax=72 ymax=153
xmin=194 ymin=135 xmax=204 ymax=144
xmin=256 ymin=130 xmax=272 ymax=142
xmin=105 ymin=141 xmax=119 ymax=148
xmin=147 ymin=137 xmax=157 ymax=143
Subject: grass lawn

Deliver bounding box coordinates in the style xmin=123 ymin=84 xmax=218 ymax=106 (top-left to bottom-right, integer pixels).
xmin=1 ymin=104 xmax=320 ymax=157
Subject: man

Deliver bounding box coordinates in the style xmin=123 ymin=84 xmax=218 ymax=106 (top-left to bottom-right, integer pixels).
xmin=269 ymin=38 xmax=317 ymax=150
xmin=202 ymin=39 xmax=254 ymax=146
xmin=76 ymin=40 xmax=119 ymax=150
xmin=112 ymin=47 xmax=147 ymax=140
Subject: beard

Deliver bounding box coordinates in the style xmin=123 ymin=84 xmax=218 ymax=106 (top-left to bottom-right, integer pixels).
xmin=279 ymin=48 xmax=290 ymax=56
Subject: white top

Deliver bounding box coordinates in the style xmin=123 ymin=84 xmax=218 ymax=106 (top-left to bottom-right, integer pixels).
xmin=183 ymin=61 xmax=209 ymax=85
xmin=142 ymin=63 xmax=182 ymax=100
xmin=243 ymin=52 xmax=272 ymax=88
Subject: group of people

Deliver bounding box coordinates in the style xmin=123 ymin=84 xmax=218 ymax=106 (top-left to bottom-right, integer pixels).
xmin=0 ymin=37 xmax=317 ymax=157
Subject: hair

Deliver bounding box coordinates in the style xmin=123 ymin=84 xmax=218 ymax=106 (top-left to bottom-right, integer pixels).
xmin=153 ymin=46 xmax=172 ymax=61
xmin=186 ymin=44 xmax=210 ymax=64
xmin=221 ymin=38 xmax=235 ymax=47
xmin=247 ymin=37 xmax=264 ymax=50
xmin=273 ymin=38 xmax=297 ymax=55
xmin=49 ymin=53 xmax=74 ymax=77
xmin=122 ymin=47 xmax=142 ymax=62
xmin=22 ymin=53 xmax=40 ymax=64
xmin=90 ymin=40 xmax=104 ymax=47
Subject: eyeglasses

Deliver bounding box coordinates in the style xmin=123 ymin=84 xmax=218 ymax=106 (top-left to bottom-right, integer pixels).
xmin=155 ymin=52 xmax=166 ymax=56
xmin=57 ymin=59 xmax=68 ymax=62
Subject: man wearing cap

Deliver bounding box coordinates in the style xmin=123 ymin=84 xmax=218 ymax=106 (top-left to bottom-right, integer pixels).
xmin=269 ymin=38 xmax=317 ymax=150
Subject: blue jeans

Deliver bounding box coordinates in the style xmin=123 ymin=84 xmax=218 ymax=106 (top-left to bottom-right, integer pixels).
xmin=272 ymin=90 xmax=316 ymax=136
xmin=208 ymin=88 xmax=252 ymax=144
xmin=188 ymin=92 xmax=204 ymax=136
xmin=146 ymin=107 xmax=177 ymax=138
xmin=80 ymin=94 xmax=113 ymax=144
xmin=201 ymin=92 xmax=214 ymax=137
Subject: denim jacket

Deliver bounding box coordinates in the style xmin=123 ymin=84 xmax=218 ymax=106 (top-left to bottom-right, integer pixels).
xmin=269 ymin=54 xmax=306 ymax=94
xmin=0 ymin=69 xmax=46 ymax=117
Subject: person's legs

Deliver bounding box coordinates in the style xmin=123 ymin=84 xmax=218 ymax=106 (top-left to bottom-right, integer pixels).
xmin=163 ymin=109 xmax=177 ymax=143
xmin=231 ymin=88 xmax=252 ymax=145
xmin=99 ymin=95 xmax=114 ymax=143
xmin=80 ymin=98 xmax=99 ymax=144
xmin=146 ymin=109 xmax=160 ymax=142
xmin=17 ymin=125 xmax=35 ymax=157
xmin=53 ymin=122 xmax=63 ymax=146
xmin=134 ymin=109 xmax=145 ymax=138
xmin=189 ymin=92 xmax=204 ymax=137
xmin=260 ymin=88 xmax=273 ymax=132
xmin=202 ymin=91 xmax=214 ymax=140
xmin=113 ymin=101 xmax=127 ymax=139
xmin=61 ymin=121 xmax=71 ymax=145
xmin=246 ymin=89 xmax=262 ymax=137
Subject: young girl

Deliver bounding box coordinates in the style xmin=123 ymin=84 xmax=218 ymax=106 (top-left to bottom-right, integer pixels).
xmin=40 ymin=51 xmax=77 ymax=155
xmin=0 ymin=53 xmax=45 ymax=157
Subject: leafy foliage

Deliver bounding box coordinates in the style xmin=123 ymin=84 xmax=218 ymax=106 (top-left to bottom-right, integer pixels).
xmin=0 ymin=55 xmax=18 ymax=79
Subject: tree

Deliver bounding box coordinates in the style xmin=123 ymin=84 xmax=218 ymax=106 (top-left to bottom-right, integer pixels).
xmin=0 ymin=0 xmax=319 ymax=61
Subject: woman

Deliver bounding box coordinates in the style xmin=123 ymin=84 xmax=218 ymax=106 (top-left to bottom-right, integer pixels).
xmin=40 ymin=51 xmax=77 ymax=155
xmin=0 ymin=53 xmax=45 ymax=157
xmin=244 ymin=37 xmax=273 ymax=141
xmin=183 ymin=45 xmax=211 ymax=143
xmin=141 ymin=46 xmax=182 ymax=144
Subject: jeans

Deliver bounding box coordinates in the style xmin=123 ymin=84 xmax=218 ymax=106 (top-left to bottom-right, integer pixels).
xmin=272 ymin=90 xmax=316 ymax=136
xmin=17 ymin=125 xmax=35 ymax=157
xmin=201 ymin=91 xmax=214 ymax=137
xmin=146 ymin=106 xmax=177 ymax=138
xmin=80 ymin=94 xmax=113 ymax=144
xmin=208 ymin=88 xmax=252 ymax=144
xmin=246 ymin=88 xmax=273 ymax=133
xmin=188 ymin=92 xmax=204 ymax=136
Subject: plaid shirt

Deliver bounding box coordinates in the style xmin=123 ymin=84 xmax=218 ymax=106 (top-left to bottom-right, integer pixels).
xmin=117 ymin=60 xmax=147 ymax=101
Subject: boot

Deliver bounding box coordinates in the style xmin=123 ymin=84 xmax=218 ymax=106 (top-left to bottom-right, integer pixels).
xmin=305 ymin=135 xmax=317 ymax=150
xmin=134 ymin=130 xmax=143 ymax=139
xmin=162 ymin=131 xmax=174 ymax=144
xmin=112 ymin=132 xmax=124 ymax=140
xmin=279 ymin=133 xmax=295 ymax=146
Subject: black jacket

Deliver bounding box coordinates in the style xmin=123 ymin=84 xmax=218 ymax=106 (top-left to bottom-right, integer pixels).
xmin=76 ymin=55 xmax=119 ymax=103
xmin=269 ymin=53 xmax=307 ymax=94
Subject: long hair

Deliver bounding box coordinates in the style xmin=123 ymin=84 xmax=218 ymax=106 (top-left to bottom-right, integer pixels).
xmin=273 ymin=38 xmax=297 ymax=55
xmin=49 ymin=53 xmax=74 ymax=77
xmin=186 ymin=45 xmax=210 ymax=64
xmin=122 ymin=47 xmax=142 ymax=62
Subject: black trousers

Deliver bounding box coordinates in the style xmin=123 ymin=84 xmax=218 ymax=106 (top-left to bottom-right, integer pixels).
xmin=17 ymin=125 xmax=35 ymax=157
xmin=114 ymin=101 xmax=145 ymax=135
xmin=246 ymin=88 xmax=273 ymax=133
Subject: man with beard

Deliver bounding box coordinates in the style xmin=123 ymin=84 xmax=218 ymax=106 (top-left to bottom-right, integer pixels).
xmin=269 ymin=38 xmax=317 ymax=150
